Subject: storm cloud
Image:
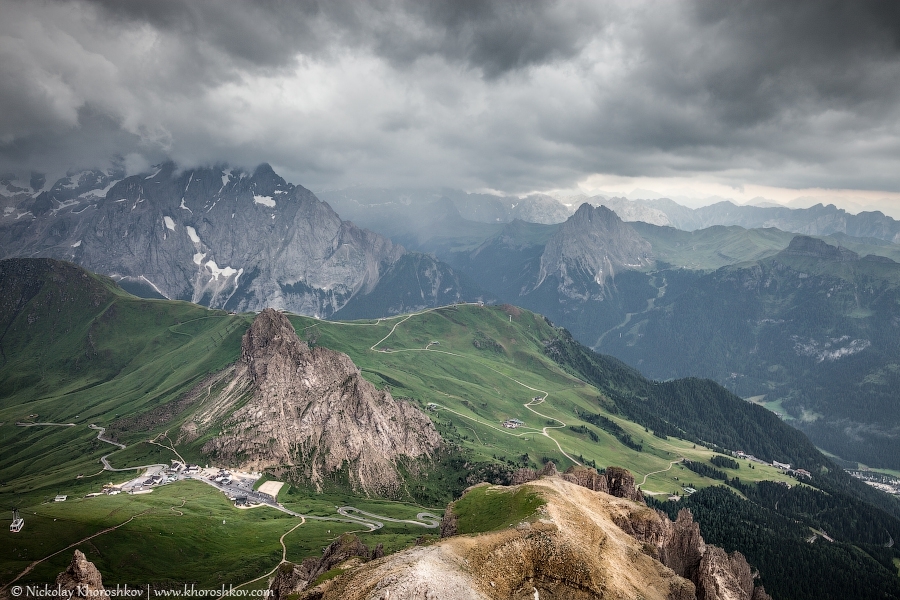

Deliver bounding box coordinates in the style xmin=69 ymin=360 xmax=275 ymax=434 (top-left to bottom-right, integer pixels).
xmin=1 ymin=0 xmax=900 ymax=195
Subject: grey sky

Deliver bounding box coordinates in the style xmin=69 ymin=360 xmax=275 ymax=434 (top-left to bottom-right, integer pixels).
xmin=2 ymin=0 xmax=900 ymax=202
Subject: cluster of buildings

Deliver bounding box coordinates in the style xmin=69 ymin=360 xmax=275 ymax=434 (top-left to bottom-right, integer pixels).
xmin=210 ymin=469 xmax=234 ymax=485
xmin=849 ymin=470 xmax=900 ymax=496
xmin=502 ymin=418 xmax=525 ymax=429
xmin=733 ymin=451 xmax=811 ymax=479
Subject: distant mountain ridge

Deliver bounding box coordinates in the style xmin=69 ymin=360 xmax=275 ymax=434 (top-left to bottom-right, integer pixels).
xmin=593 ymin=197 xmax=900 ymax=244
xmin=453 ymin=203 xmax=657 ymax=347
xmin=0 ymin=162 xmax=481 ymax=317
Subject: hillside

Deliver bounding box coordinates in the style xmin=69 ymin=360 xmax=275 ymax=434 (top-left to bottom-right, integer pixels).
xmin=599 ymin=236 xmax=900 ymax=469
xmin=2 ymin=259 xmax=899 ymax=593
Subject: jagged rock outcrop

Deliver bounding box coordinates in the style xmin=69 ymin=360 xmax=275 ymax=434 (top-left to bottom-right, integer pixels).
xmin=562 ymin=465 xmax=610 ymax=493
xmin=696 ymin=546 xmax=754 ymax=600
xmin=55 ymin=550 xmax=105 ymax=597
xmin=623 ymin=506 xmax=766 ymax=600
xmin=268 ymin=534 xmax=376 ymax=600
xmin=605 ymin=465 xmax=645 ymax=503
xmin=194 ymin=308 xmax=442 ymax=496
xmin=511 ymin=463 xmax=642 ymax=502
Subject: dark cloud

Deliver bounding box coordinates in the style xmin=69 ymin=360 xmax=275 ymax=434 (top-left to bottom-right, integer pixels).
xmin=1 ymin=0 xmax=900 ymax=196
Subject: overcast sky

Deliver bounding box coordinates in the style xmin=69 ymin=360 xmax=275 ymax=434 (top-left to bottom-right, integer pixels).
xmin=2 ymin=0 xmax=900 ymax=206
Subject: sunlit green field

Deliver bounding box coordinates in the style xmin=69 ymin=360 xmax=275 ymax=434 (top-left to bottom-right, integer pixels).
xmin=1 ymin=481 xmax=427 ymax=588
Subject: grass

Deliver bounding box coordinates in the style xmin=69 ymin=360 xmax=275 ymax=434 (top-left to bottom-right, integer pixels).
xmin=0 ymin=267 xmax=809 ymax=585
xmin=288 ymin=305 xmax=800 ymax=496
xmin=451 ymin=484 xmax=545 ymax=534
xmin=0 ymin=480 xmax=427 ymax=587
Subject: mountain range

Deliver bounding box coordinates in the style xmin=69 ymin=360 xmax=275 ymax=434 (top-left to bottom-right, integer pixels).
xmin=5 ymin=163 xmax=900 ymax=471
xmin=0 ymin=164 xmax=481 ymax=318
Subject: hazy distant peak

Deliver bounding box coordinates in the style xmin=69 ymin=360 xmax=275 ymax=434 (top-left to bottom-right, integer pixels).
xmin=780 ymin=235 xmax=859 ymax=262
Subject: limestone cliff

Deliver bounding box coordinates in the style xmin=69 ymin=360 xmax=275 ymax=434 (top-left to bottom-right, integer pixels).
xmin=0 ymin=163 xmax=476 ymax=318
xmin=193 ymin=309 xmax=442 ymax=496
xmin=55 ymin=550 xmax=105 ymax=597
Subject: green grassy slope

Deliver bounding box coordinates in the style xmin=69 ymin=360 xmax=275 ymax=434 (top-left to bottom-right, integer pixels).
xmin=289 ymin=304 xmax=799 ymax=496
xmin=631 ymin=222 xmax=900 ymax=271
xmin=0 ymin=258 xmax=249 ymax=506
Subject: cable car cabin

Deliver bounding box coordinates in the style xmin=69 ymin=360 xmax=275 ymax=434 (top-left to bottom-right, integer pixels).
xmin=10 ymin=509 xmax=24 ymax=532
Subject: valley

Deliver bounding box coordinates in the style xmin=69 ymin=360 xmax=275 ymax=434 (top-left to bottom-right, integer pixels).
xmin=1 ymin=259 xmax=899 ymax=598
xmin=0 ymin=260 xmax=810 ymax=592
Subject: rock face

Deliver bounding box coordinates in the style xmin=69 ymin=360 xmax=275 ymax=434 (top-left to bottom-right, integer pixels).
xmin=0 ymin=162 xmax=475 ymax=318
xmin=268 ymin=534 xmax=377 ymax=600
xmin=195 ymin=309 xmax=441 ymax=496
xmin=511 ymin=463 xmax=644 ymax=503
xmin=55 ymin=550 xmax=105 ymax=597
xmin=536 ymin=203 xmax=653 ymax=290
xmin=623 ymin=507 xmax=766 ymax=600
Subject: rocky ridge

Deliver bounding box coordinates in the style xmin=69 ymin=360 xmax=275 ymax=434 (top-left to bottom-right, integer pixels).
xmin=292 ymin=474 xmax=770 ymax=600
xmin=191 ymin=309 xmax=441 ymax=496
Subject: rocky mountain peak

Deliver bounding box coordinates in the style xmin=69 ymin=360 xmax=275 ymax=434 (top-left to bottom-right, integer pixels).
xmin=55 ymin=550 xmax=105 ymax=597
xmin=197 ymin=309 xmax=442 ymax=496
xmin=781 ymin=235 xmax=859 ymax=262
xmin=1 ymin=161 xmax=484 ymax=319
xmin=241 ymin=308 xmax=312 ymax=382
xmin=536 ymin=202 xmax=653 ymax=289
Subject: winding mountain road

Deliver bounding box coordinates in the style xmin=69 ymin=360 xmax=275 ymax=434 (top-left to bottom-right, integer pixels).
xmin=337 ymin=506 xmax=440 ymax=529
xmin=367 ymin=307 xmax=583 ymax=466
xmin=638 ymin=458 xmax=684 ymax=489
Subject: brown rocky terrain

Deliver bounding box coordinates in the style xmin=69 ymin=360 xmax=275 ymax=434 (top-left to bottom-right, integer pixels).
xmin=55 ymin=550 xmax=105 ymax=597
xmin=269 ymin=534 xmax=383 ymax=600
xmin=288 ymin=470 xmax=770 ymax=600
xmin=188 ymin=308 xmax=442 ymax=496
